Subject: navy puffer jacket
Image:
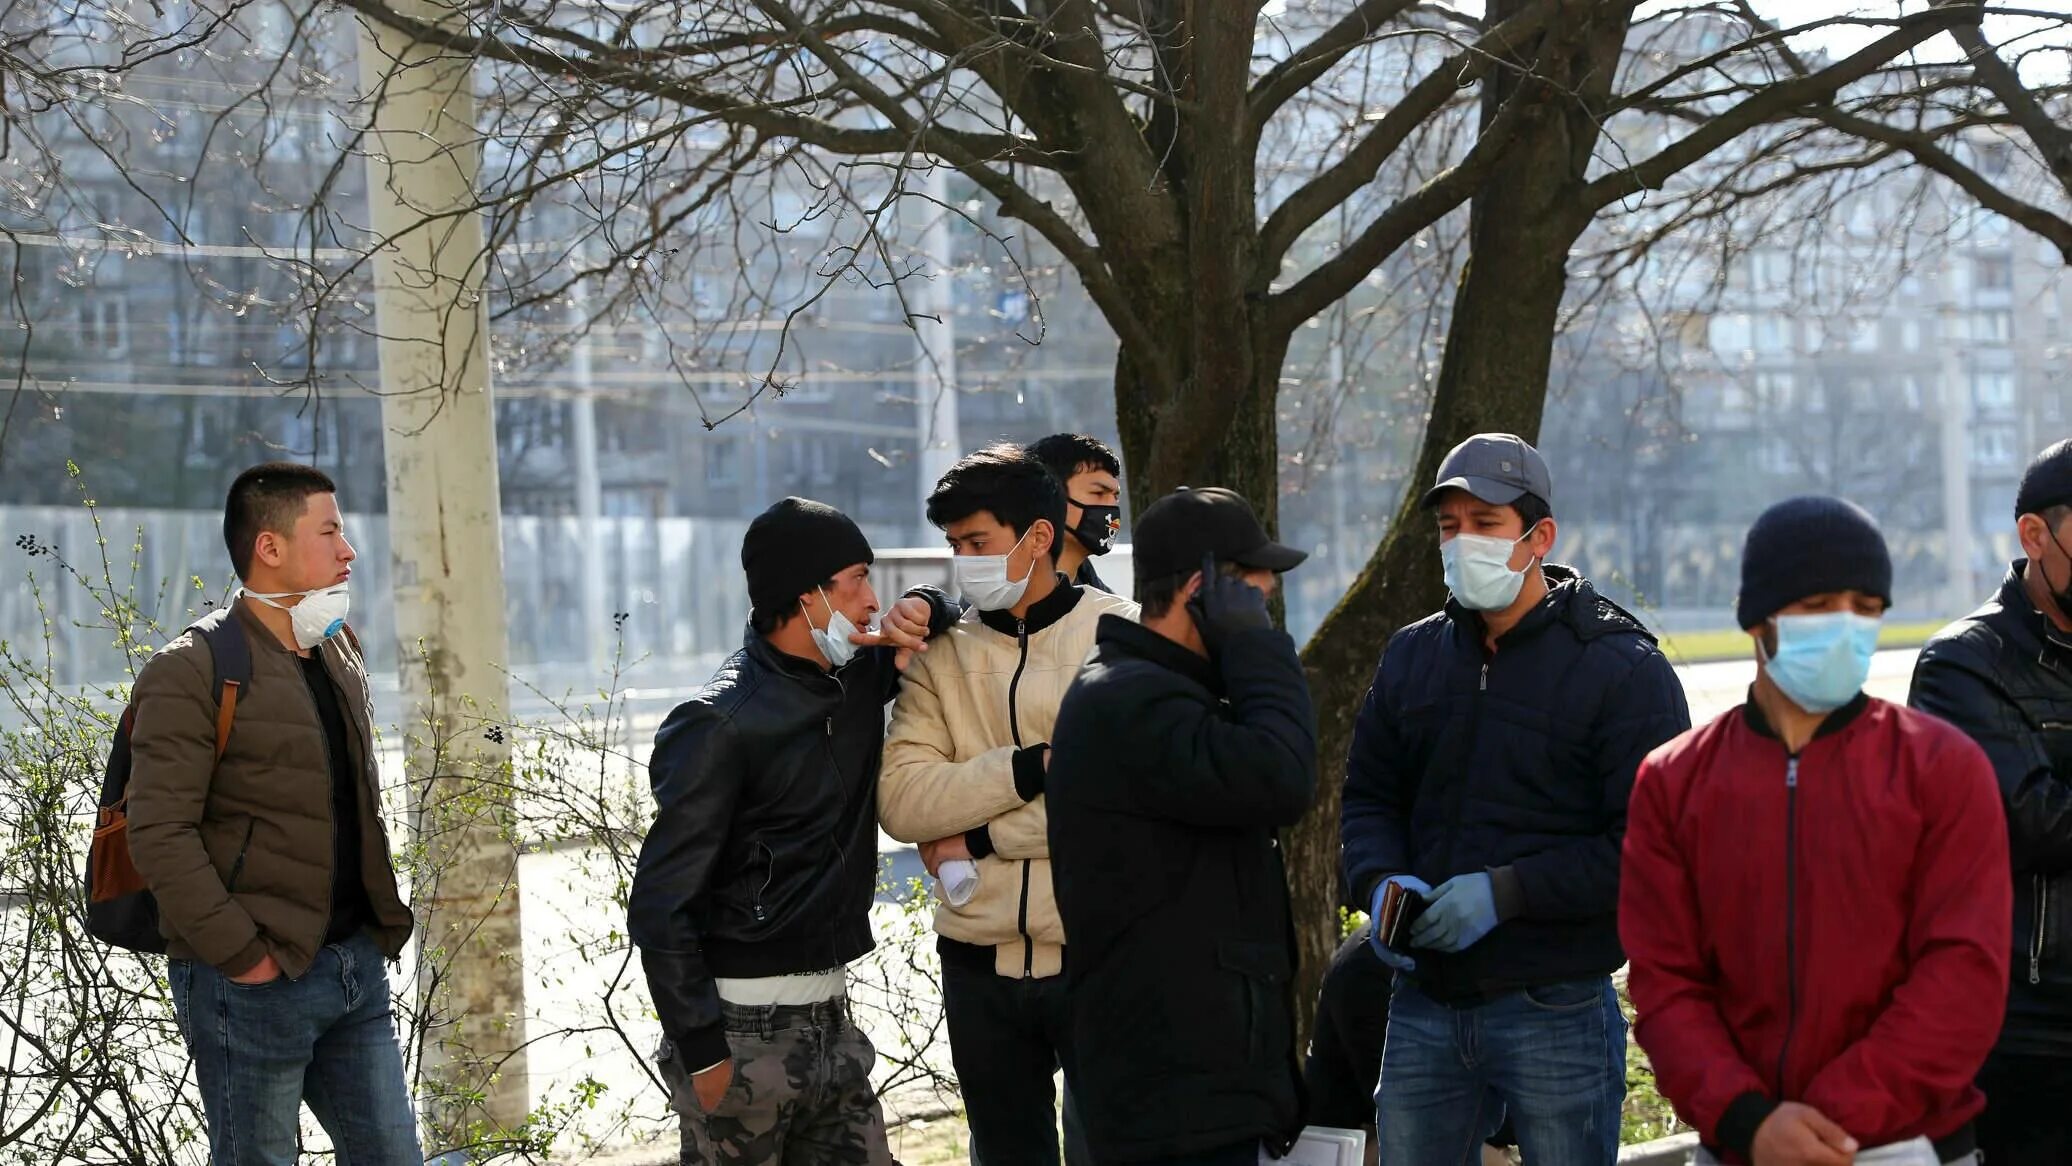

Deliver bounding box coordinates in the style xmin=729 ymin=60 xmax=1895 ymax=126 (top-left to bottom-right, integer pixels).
xmin=1341 ymin=566 xmax=1690 ymax=1003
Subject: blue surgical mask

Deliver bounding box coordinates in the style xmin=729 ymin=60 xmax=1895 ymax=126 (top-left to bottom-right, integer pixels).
xmin=1761 ymin=611 xmax=1881 ymax=714
xmin=1440 ymin=524 xmax=1540 ymax=612
xmin=804 ymin=588 xmax=861 ymax=670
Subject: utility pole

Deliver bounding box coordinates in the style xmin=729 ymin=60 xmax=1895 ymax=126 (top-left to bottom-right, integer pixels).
xmin=1940 ymin=325 xmax=1976 ymax=618
xmin=568 ymin=247 xmax=607 ymax=669
xmin=915 ymin=164 xmax=960 ymax=525
xmin=355 ymin=0 xmax=529 ymax=1147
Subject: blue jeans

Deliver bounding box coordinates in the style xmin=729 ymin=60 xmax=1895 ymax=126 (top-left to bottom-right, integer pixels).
xmin=170 ymin=930 xmax=423 ymax=1166
xmin=1376 ymin=975 xmax=1625 ymax=1166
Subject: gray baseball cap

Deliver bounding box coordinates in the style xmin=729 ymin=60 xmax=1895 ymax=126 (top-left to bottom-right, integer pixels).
xmin=1420 ymin=433 xmax=1553 ymax=509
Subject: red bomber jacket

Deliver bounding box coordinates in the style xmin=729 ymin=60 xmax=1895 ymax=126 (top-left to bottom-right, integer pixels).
xmin=1621 ymin=694 xmax=2010 ymax=1161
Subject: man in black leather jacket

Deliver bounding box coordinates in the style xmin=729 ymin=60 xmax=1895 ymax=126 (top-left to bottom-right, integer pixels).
xmin=1911 ymin=439 xmax=2072 ymax=1166
xmin=627 ymin=497 xmax=953 ymax=1165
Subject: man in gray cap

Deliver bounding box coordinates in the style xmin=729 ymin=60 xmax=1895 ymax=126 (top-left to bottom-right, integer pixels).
xmin=1341 ymin=433 xmax=1689 ymax=1165
xmin=1912 ymin=438 xmax=2072 ymax=1165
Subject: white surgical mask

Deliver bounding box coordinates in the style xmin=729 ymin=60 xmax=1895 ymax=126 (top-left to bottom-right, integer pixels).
xmin=1440 ymin=526 xmax=1540 ymax=612
xmin=805 ymin=588 xmax=861 ymax=670
xmin=243 ymin=584 xmax=351 ymax=650
xmin=952 ymin=527 xmax=1036 ymax=612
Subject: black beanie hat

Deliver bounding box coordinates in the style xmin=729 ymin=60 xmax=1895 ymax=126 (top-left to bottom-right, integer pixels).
xmin=1736 ymin=496 xmax=1893 ymax=630
xmin=2016 ymin=439 xmax=2072 ymax=519
xmin=741 ymin=497 xmax=874 ymax=617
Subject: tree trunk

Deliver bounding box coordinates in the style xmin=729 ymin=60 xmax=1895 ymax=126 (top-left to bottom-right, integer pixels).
xmin=356 ymin=0 xmax=530 ymax=1147
xmin=1285 ymin=0 xmax=1634 ymax=1043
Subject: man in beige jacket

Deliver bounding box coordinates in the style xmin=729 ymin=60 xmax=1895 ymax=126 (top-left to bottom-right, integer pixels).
xmin=881 ymin=444 xmax=1135 ymax=1166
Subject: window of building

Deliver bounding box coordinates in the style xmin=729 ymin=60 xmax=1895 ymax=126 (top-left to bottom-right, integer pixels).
xmin=1849 ymin=318 xmax=1881 ymax=353
xmin=1974 ymin=371 xmax=2017 ymax=410
xmin=1755 ymin=371 xmax=1796 ymax=410
xmin=1975 ymin=255 xmax=2013 ymax=292
xmin=1709 ymin=312 xmax=1752 ymax=356
xmin=1901 ymin=319 xmax=1922 ymax=351
xmin=705 ymin=437 xmax=738 ymax=488
xmin=1970 ymin=311 xmax=2014 ymax=345
xmin=1975 ymin=424 xmax=2018 ymax=467
xmin=1755 ymin=315 xmax=1791 ymax=354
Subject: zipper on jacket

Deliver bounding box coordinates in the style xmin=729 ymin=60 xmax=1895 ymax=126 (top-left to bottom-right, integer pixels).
xmin=751 ymin=842 xmax=775 ymax=923
xmin=1007 ymin=619 xmax=1030 ymax=748
xmin=225 ymin=819 xmax=257 ymax=892
xmin=294 ymin=653 xmax=339 ymax=955
xmin=1777 ymin=755 xmax=1801 ymax=1096
xmin=2033 ymin=873 xmax=2048 ymax=986
xmin=1438 ymin=652 xmax=1492 ymax=878
xmin=1008 ymin=617 xmax=1035 ymax=975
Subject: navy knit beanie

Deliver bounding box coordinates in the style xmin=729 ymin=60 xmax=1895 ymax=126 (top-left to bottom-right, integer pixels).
xmin=741 ymin=497 xmax=874 ymax=617
xmin=1736 ymin=496 xmax=1892 ymax=630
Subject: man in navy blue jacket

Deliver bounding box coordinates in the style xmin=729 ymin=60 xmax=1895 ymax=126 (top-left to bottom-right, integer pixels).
xmin=1341 ymin=434 xmax=1689 ymax=1165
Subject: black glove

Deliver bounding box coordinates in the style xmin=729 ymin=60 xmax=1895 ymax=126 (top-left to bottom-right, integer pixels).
xmin=1186 ymin=553 xmax=1272 ymax=650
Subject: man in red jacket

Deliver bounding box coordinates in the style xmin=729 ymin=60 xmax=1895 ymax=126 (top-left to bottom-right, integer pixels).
xmin=1623 ymin=496 xmax=2010 ymax=1166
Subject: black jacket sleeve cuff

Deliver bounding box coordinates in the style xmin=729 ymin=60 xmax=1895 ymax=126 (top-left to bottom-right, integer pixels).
xmin=965 ymin=825 xmax=996 ymax=860
xmin=671 ymin=1023 xmax=732 ymax=1075
xmin=1716 ymin=1090 xmax=1777 ymax=1159
xmin=906 ymin=586 xmax=959 ymax=637
xmin=1013 ymin=744 xmax=1048 ymax=801
xmin=1488 ymin=865 xmax=1526 ymax=921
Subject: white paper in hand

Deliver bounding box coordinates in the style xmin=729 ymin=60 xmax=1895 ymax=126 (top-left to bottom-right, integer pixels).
xmin=1261 ymin=1126 xmax=1364 ymax=1166
xmin=1851 ymin=1138 xmax=1943 ymax=1166
xmin=937 ymin=859 xmax=979 ymax=907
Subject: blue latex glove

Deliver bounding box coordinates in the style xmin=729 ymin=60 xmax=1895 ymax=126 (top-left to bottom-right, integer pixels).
xmin=1410 ymin=872 xmax=1501 ymax=953
xmin=1366 ymin=874 xmax=1430 ymax=972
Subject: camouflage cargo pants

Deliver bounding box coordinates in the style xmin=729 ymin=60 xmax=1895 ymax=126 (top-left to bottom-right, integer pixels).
xmin=658 ymin=998 xmax=896 ymax=1166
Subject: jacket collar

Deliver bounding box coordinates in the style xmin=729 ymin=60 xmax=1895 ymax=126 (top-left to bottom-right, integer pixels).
xmin=2003 ymin=560 xmax=2072 ymax=671
xmin=1446 ymin=563 xmax=1582 ymax=647
xmin=1740 ymin=688 xmax=1871 ymax=747
xmin=1095 ymin=614 xmax=1219 ymax=693
xmin=977 ymin=575 xmax=1083 ymax=638
xmin=741 ymin=625 xmax=839 ymax=685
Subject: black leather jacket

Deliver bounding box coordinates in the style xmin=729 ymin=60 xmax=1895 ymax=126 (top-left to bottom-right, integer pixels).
xmin=1911 ymin=563 xmax=2072 ymax=1055
xmin=629 ymin=592 xmax=951 ymax=1069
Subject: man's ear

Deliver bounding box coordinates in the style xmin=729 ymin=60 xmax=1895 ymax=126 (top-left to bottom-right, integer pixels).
xmin=1530 ymin=517 xmax=1559 ymax=559
xmin=1031 ymin=519 xmax=1058 ymax=561
xmin=251 ymin=530 xmax=283 ymax=570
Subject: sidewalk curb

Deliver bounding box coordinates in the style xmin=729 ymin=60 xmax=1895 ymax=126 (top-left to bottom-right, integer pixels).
xmin=1618 ymin=1132 xmax=1699 ymax=1164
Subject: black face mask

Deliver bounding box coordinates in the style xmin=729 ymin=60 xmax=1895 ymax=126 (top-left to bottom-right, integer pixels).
xmin=2044 ymin=524 xmax=2072 ymax=625
xmin=1071 ymin=503 xmax=1121 ymax=557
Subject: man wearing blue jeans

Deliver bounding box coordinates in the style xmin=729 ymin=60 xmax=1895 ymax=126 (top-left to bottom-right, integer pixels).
xmin=1340 ymin=435 xmax=1689 ymax=1164
xmin=129 ymin=464 xmax=420 ymax=1163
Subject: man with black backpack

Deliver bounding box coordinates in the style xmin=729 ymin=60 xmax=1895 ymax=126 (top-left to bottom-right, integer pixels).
xmin=125 ymin=463 xmax=419 ymax=1164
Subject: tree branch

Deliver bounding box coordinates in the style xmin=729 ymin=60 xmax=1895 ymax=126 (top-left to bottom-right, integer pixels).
xmin=1268 ymin=70 xmax=1544 ymax=332
xmin=1936 ymin=0 xmax=2072 ymax=193
xmin=1249 ymin=0 xmax=1422 ymax=131
xmin=1814 ymin=106 xmax=2072 ymax=263
xmin=1582 ymin=6 xmax=1975 ymax=210
xmin=1257 ymin=0 xmax=1553 ymax=271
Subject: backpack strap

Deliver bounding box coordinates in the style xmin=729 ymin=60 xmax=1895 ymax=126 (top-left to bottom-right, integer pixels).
xmin=193 ymin=608 xmax=254 ymax=764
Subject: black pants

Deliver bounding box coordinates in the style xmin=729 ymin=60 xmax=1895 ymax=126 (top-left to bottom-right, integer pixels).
xmin=1979 ymin=1051 xmax=2072 ymax=1166
xmin=940 ymin=945 xmax=1090 ymax=1166
xmin=1131 ymin=1144 xmax=1257 ymax=1166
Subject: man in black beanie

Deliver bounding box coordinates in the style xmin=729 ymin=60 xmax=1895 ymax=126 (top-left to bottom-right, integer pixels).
xmin=628 ymin=496 xmax=956 ymax=1164
xmin=1912 ymin=439 xmax=2072 ymax=1165
xmin=1625 ymin=496 xmax=2009 ymax=1166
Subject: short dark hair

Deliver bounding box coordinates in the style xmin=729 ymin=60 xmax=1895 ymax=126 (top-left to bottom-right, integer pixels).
xmin=224 ymin=462 xmax=337 ymax=580
xmin=1138 ymin=559 xmax=1246 ymax=621
xmin=926 ymin=443 xmax=1067 ymax=545
xmin=1514 ymin=492 xmax=1553 ymax=531
xmin=1026 ymin=433 xmax=1121 ymax=491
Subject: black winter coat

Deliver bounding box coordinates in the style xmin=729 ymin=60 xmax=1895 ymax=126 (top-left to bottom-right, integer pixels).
xmin=1048 ymin=616 xmax=1317 ymax=1162
xmin=1340 ymin=567 xmax=1689 ymax=1003
xmin=629 ymin=593 xmax=950 ymax=1070
xmin=1910 ymin=562 xmax=2072 ymax=1056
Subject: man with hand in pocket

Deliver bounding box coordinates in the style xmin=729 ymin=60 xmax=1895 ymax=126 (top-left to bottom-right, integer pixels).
xmin=628 ymin=497 xmax=954 ymax=1165
xmin=1340 ymin=434 xmax=1688 ymax=1165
